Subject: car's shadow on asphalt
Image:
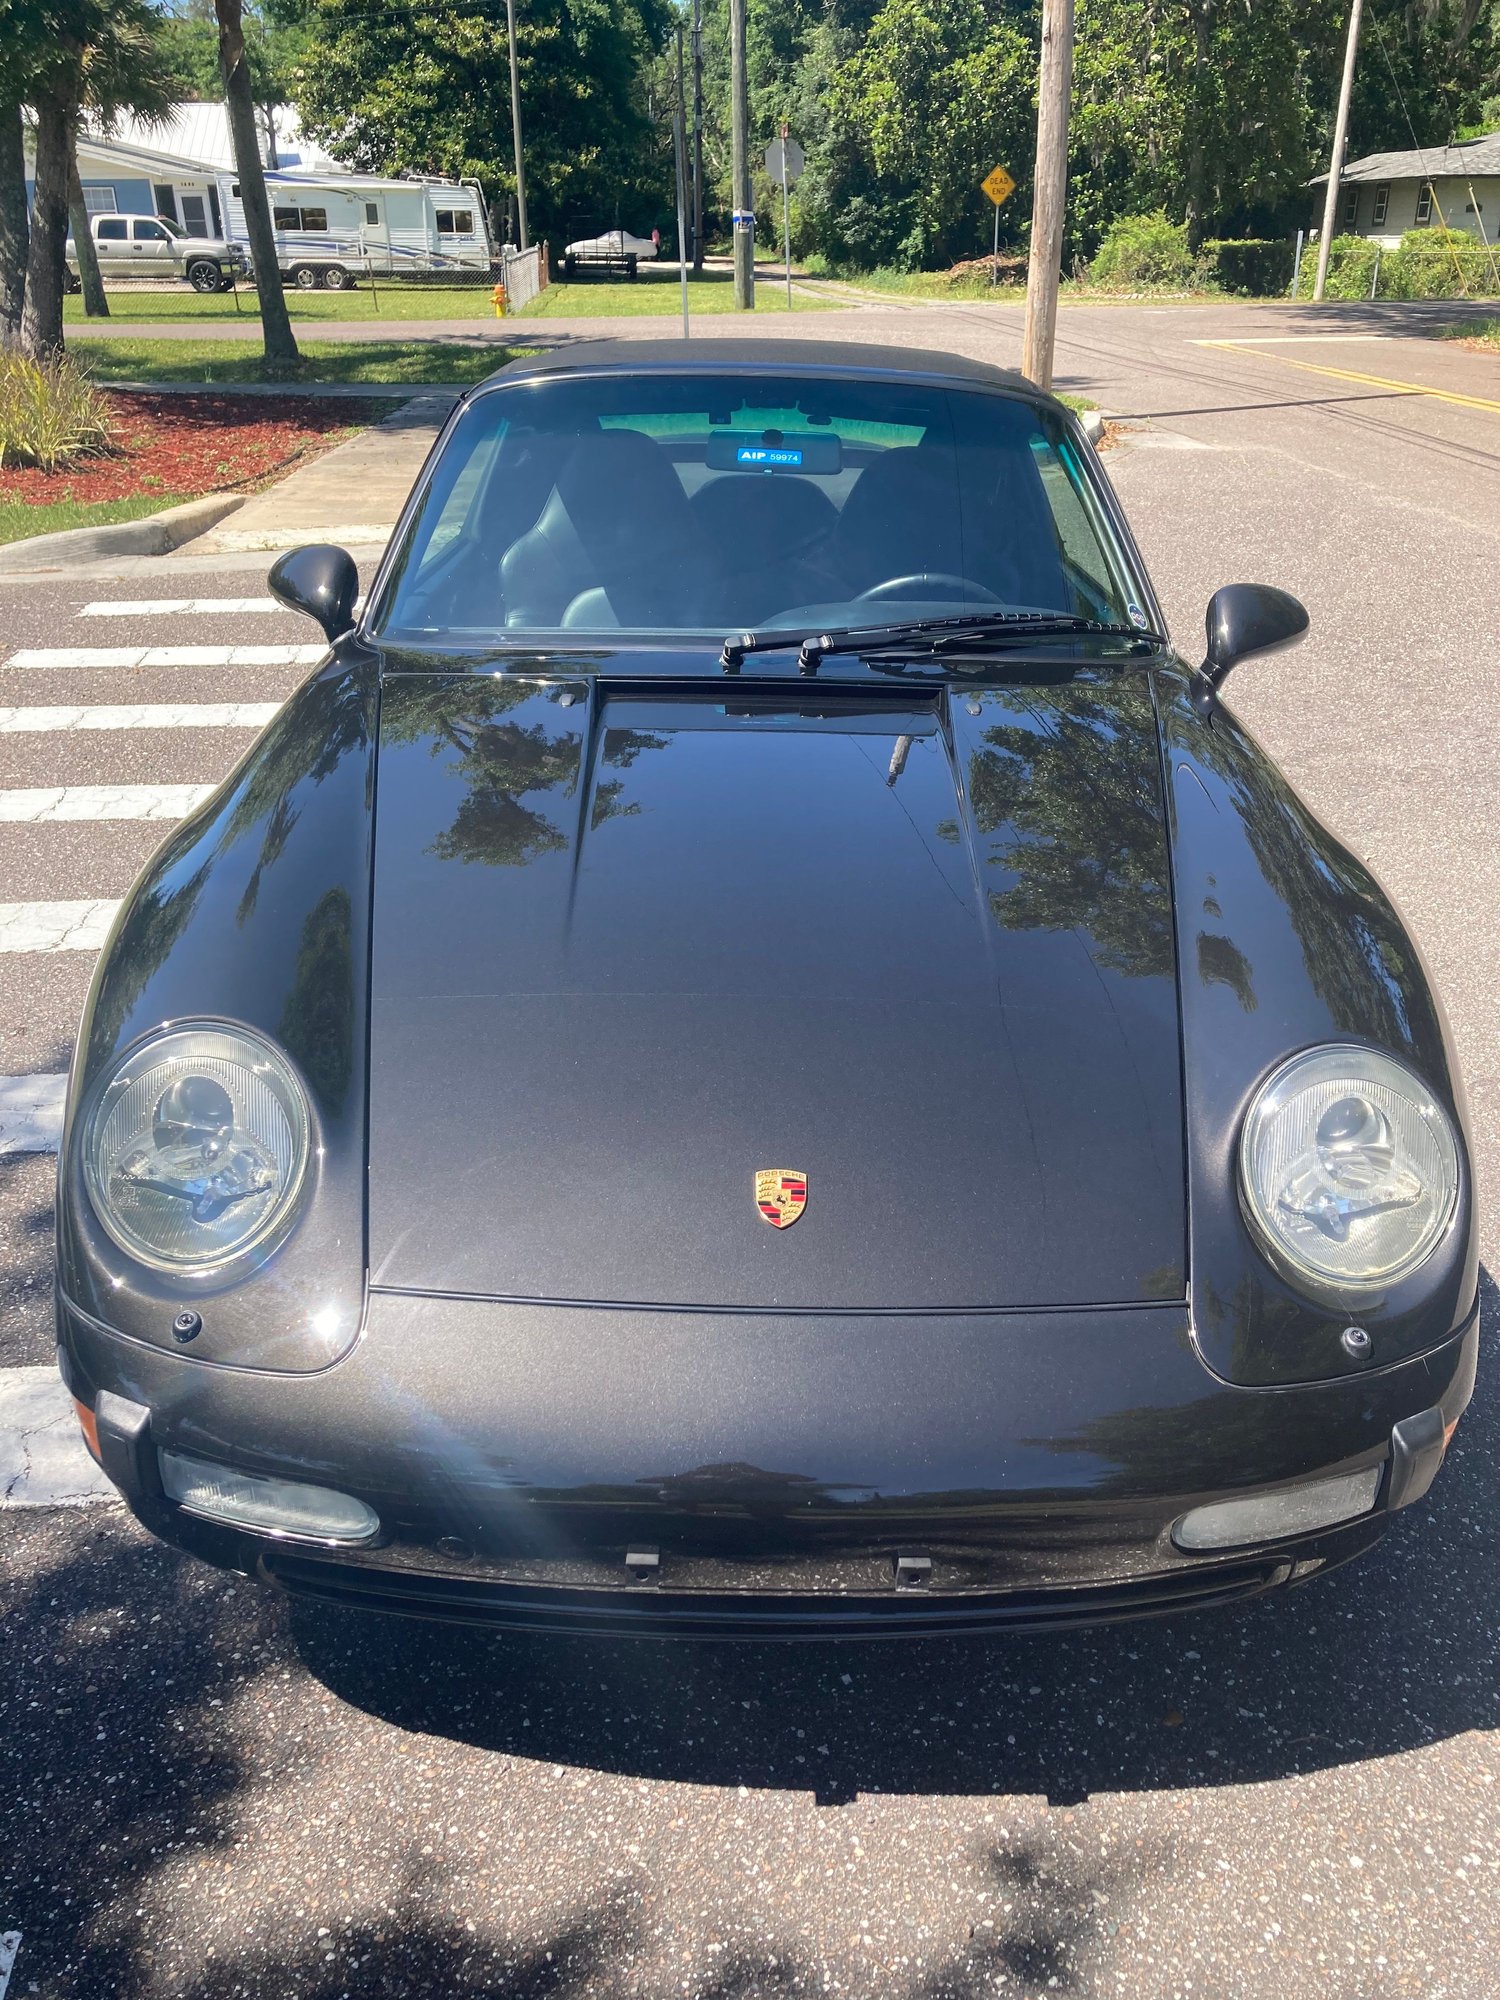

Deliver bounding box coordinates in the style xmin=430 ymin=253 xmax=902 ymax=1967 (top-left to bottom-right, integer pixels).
xmin=294 ymin=1275 xmax=1500 ymax=1808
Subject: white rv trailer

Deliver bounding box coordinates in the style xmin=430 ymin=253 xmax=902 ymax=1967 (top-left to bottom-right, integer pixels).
xmin=219 ymin=169 xmax=496 ymax=288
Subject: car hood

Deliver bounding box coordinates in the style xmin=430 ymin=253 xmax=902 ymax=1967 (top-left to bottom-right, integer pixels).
xmin=366 ymin=663 xmax=1185 ymax=1311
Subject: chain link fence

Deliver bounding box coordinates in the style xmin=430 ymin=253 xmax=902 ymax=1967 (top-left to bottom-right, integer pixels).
xmin=65 ymin=243 xmax=551 ymax=318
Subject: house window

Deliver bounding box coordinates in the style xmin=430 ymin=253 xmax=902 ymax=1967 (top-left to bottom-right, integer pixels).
xmin=1415 ymin=182 xmax=1434 ymax=225
xmin=82 ymin=184 xmax=117 ymax=215
xmin=272 ymin=206 xmax=329 ymax=232
xmin=1341 ymin=186 xmax=1359 ymax=228
xmin=1371 ymin=183 xmax=1389 ymax=226
xmin=436 ymin=209 xmax=475 ymax=235
xmin=95 ymin=217 xmax=128 ymax=241
xmin=364 ymin=202 xmax=379 ymax=225
xmin=1466 ymin=198 xmax=1483 ymax=214
xmin=153 ymin=184 xmax=179 ymax=223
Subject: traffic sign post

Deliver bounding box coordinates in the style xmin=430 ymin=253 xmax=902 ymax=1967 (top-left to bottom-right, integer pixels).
xmin=765 ymin=129 xmax=804 ymax=309
xmin=981 ymin=164 xmax=1016 ymax=286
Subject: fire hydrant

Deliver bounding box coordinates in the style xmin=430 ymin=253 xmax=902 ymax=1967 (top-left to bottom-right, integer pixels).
xmin=492 ymin=281 xmax=507 ymax=318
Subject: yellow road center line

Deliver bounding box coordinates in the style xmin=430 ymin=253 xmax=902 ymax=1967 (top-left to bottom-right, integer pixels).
xmin=1194 ymin=340 xmax=1500 ymax=414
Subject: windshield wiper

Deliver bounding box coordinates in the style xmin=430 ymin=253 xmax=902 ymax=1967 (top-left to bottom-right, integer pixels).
xmin=720 ymin=611 xmax=1162 ymax=675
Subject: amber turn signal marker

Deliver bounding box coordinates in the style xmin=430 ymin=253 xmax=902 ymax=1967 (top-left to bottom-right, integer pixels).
xmin=73 ymin=1396 xmax=101 ymax=1463
xmin=1444 ymin=1415 xmax=1462 ymax=1449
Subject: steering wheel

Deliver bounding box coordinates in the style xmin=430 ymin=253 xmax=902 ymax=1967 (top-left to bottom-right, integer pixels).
xmin=855 ymin=573 xmax=1005 ymax=605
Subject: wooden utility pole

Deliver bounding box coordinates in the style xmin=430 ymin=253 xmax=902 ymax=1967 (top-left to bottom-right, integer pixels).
xmin=691 ymin=0 xmax=704 ymax=272
xmin=1021 ymin=0 xmax=1074 ymax=390
xmin=729 ymin=0 xmax=754 ymax=309
xmin=506 ymin=0 xmax=529 ymax=249
xmin=1312 ymin=0 xmax=1363 ymax=302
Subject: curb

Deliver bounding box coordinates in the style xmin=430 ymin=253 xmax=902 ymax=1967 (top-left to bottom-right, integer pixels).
xmin=0 ymin=492 xmax=244 ymax=575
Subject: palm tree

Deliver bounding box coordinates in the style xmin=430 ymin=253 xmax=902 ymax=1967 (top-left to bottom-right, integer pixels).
xmin=215 ymin=0 xmax=298 ymax=364
xmin=18 ymin=0 xmax=175 ymax=355
xmin=68 ymin=3 xmax=178 ymax=321
xmin=0 ymin=99 xmax=28 ymax=347
xmin=0 ymin=0 xmax=45 ymax=346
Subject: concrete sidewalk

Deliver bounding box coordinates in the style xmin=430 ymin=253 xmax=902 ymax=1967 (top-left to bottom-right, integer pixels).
xmin=198 ymin=389 xmax=458 ymax=553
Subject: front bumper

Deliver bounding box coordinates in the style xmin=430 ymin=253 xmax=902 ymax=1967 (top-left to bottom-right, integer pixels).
xmin=59 ymin=1291 xmax=1479 ymax=1638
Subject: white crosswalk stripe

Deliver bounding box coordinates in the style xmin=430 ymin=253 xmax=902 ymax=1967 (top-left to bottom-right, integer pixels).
xmin=0 ymin=899 xmax=120 ymax=952
xmin=0 ymin=784 xmax=215 ymax=822
xmin=4 ymin=644 xmax=324 ymax=671
xmin=0 ymin=1072 xmax=66 ymax=1154
xmin=80 ymin=597 xmax=282 ymax=617
xmin=0 ymin=701 xmax=282 ymax=733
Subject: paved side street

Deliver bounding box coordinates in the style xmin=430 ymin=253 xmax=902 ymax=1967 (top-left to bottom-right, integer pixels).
xmin=0 ymin=304 xmax=1497 ymax=1997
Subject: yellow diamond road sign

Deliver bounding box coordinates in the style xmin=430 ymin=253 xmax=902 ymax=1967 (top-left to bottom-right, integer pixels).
xmin=982 ymin=165 xmax=1016 ymax=207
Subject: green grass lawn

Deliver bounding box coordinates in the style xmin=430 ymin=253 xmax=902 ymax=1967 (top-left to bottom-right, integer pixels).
xmin=69 ymin=338 xmax=524 ymax=387
xmin=63 ymin=283 xmax=504 ymax=324
xmin=812 ymin=266 xmax=1027 ymax=303
xmin=515 ymin=267 xmax=826 ymax=317
xmin=0 ymin=492 xmax=177 ymax=547
xmin=1443 ymin=316 xmax=1500 ymax=349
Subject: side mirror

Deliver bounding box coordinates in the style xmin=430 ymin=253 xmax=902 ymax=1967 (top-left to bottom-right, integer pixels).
xmin=1195 ymin=584 xmax=1309 ymax=716
xmin=268 ymin=544 xmax=359 ymax=644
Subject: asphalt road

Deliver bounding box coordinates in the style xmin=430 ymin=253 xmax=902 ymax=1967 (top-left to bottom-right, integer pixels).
xmin=1 ymin=301 xmax=1496 ymax=1999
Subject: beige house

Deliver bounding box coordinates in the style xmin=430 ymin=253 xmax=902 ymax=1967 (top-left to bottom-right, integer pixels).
xmin=1314 ymin=132 xmax=1500 ymax=250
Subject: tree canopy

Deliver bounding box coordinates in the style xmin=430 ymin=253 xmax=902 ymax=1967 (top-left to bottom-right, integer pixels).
xmin=283 ymin=0 xmax=677 ymax=244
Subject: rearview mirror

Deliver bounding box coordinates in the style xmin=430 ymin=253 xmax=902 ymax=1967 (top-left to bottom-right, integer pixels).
xmin=1195 ymin=584 xmax=1309 ymax=716
xmin=268 ymin=544 xmax=359 ymax=643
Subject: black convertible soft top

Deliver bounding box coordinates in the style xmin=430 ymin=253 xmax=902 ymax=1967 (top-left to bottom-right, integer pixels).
xmin=476 ymin=336 xmax=1051 ymax=405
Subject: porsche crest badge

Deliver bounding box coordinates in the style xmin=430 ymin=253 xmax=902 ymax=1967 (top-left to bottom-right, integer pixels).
xmin=755 ymin=1168 xmax=807 ymax=1229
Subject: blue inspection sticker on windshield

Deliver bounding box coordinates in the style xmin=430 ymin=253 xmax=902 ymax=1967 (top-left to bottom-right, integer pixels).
xmin=1127 ymin=602 xmax=1149 ymax=628
xmin=707 ymin=432 xmax=842 ymax=474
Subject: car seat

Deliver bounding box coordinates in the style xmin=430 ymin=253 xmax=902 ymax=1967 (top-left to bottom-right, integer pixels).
xmin=501 ymin=428 xmax=707 ymax=628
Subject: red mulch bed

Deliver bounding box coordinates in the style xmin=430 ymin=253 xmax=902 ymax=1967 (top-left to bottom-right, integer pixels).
xmin=0 ymin=391 xmax=381 ymax=506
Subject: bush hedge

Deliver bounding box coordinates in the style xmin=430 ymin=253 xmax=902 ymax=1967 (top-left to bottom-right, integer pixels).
xmin=0 ymin=350 xmax=115 ymax=471
xmin=1300 ymin=228 xmax=1500 ymax=300
xmin=1202 ymin=238 xmax=1293 ymax=296
xmin=1088 ymin=211 xmax=1196 ymax=290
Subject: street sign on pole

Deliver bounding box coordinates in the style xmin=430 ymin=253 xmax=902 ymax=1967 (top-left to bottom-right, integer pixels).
xmin=764 ymin=134 xmax=805 ymax=186
xmin=765 ymin=128 xmax=804 ymax=309
xmin=981 ymin=164 xmax=1016 ymax=284
xmin=981 ymin=164 xmax=1015 ymax=207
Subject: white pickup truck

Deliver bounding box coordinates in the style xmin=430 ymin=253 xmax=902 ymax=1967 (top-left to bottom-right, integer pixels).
xmin=65 ymin=213 xmax=247 ymax=293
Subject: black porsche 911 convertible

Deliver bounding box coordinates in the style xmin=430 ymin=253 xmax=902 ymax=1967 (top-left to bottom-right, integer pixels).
xmin=56 ymin=341 xmax=1478 ymax=1638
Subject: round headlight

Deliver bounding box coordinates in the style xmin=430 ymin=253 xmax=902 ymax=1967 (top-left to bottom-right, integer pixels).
xmin=1239 ymin=1045 xmax=1459 ymax=1300
xmin=83 ymin=1025 xmax=311 ymax=1274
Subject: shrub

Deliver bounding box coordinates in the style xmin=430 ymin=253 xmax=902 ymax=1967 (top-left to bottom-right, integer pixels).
xmin=1384 ymin=227 xmax=1500 ymax=299
xmin=1087 ymin=211 xmax=1196 ymax=290
xmin=0 ymin=350 xmax=115 ymax=471
xmin=1309 ymin=233 xmax=1382 ymax=299
xmin=1297 ymin=227 xmax=1500 ymax=300
xmin=1203 ymin=238 xmax=1294 ymax=296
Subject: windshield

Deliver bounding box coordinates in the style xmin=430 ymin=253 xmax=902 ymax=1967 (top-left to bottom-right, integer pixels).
xmin=372 ymin=372 xmax=1150 ymax=645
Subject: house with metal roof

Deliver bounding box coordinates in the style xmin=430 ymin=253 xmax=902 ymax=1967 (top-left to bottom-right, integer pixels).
xmin=1313 ymin=132 xmax=1500 ymax=249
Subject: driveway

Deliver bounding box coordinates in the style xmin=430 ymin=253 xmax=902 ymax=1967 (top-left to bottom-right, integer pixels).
xmin=1 ymin=299 xmax=1496 ymax=1998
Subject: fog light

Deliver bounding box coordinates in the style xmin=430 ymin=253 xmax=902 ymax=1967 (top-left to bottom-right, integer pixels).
xmin=158 ymin=1449 xmax=378 ymax=1544
xmin=1172 ymin=1465 xmax=1381 ymax=1552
